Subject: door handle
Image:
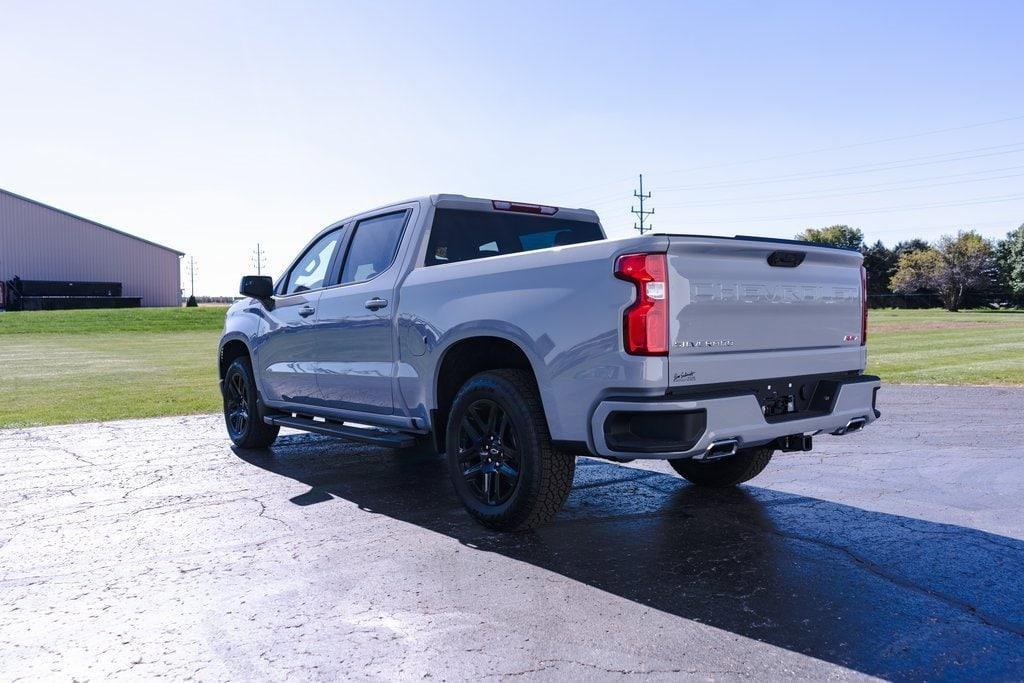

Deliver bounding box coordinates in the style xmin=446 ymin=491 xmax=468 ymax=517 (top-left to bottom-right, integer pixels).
xmin=298 ymin=305 xmax=316 ymax=318
xmin=364 ymin=297 xmax=389 ymax=311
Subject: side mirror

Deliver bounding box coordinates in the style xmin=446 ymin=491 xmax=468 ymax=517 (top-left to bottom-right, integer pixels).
xmin=240 ymin=275 xmax=274 ymax=299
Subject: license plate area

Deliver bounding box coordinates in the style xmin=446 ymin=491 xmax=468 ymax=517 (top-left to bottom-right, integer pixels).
xmin=665 ymin=371 xmax=861 ymax=423
xmin=761 ymin=391 xmax=796 ymax=418
xmin=752 ymin=377 xmax=841 ymax=423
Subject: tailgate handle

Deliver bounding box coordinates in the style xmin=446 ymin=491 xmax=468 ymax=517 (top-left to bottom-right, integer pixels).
xmin=767 ymin=250 xmax=805 ymax=268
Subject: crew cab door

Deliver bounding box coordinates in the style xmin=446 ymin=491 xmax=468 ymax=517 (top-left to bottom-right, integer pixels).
xmin=313 ymin=209 xmax=412 ymax=415
xmin=256 ymin=226 xmax=345 ymax=405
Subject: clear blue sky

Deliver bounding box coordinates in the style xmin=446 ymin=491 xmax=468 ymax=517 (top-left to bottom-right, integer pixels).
xmin=2 ymin=0 xmax=1022 ymax=295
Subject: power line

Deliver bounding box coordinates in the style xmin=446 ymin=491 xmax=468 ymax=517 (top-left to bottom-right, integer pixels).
xmin=553 ymin=113 xmax=1024 ymax=203
xmin=184 ymin=256 xmax=199 ymax=306
xmin=654 ymin=113 xmax=1024 ymax=178
xmin=552 ymin=175 xmax=636 ymax=202
xmin=631 ymin=174 xmax=654 ymax=234
xmin=575 ymin=142 xmax=1024 ymax=210
xmin=673 ymin=191 xmax=1024 ymax=225
xmin=657 ymin=165 xmax=1024 ymax=209
xmin=251 ymin=243 xmax=268 ymax=276
xmin=654 ymin=141 xmax=1024 ymax=193
xmin=864 ymin=218 xmax=1019 ymax=235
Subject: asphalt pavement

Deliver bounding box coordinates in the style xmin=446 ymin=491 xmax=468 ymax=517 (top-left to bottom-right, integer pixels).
xmin=1 ymin=384 xmax=1023 ymax=681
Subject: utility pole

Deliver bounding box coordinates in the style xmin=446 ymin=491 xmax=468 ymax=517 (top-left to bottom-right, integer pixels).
xmin=251 ymin=243 xmax=268 ymax=276
xmin=631 ymin=174 xmax=654 ymax=235
xmin=185 ymin=256 xmax=198 ymax=307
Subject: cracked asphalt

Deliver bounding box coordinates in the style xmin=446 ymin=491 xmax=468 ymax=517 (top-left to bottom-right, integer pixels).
xmin=1 ymin=384 xmax=1023 ymax=681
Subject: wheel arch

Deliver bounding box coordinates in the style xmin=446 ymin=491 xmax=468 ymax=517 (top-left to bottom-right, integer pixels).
xmin=432 ymin=334 xmax=547 ymax=453
xmin=219 ymin=336 xmax=252 ymax=380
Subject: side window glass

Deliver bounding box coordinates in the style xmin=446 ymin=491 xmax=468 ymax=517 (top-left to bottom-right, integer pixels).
xmin=339 ymin=212 xmax=409 ymax=285
xmin=284 ymin=229 xmax=342 ymax=295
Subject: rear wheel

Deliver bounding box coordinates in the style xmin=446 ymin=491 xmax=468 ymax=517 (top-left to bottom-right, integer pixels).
xmin=446 ymin=369 xmax=575 ymax=531
xmin=668 ymin=447 xmax=773 ymax=487
xmin=223 ymin=356 xmax=280 ymax=449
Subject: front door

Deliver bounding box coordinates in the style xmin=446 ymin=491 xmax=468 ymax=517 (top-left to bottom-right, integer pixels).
xmin=314 ymin=210 xmax=411 ymax=415
xmin=256 ymin=227 xmax=344 ymax=405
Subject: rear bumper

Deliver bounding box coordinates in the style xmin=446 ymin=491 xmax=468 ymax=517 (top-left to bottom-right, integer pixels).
xmin=590 ymin=375 xmax=881 ymax=459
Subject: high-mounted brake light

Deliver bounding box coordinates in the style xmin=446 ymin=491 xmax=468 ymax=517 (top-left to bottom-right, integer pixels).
xmin=860 ymin=265 xmax=868 ymax=346
xmin=491 ymin=200 xmax=559 ymax=215
xmin=615 ymin=253 xmax=669 ymax=356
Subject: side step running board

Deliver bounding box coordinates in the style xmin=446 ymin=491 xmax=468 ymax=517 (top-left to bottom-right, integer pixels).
xmin=265 ymin=415 xmax=416 ymax=449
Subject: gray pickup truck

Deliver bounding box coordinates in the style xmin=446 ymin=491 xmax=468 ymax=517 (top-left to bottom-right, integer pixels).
xmin=220 ymin=194 xmax=880 ymax=530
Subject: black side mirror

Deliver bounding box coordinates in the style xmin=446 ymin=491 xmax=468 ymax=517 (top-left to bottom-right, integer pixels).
xmin=240 ymin=275 xmax=274 ymax=299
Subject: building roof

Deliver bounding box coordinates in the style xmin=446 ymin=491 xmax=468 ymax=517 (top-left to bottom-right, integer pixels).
xmin=0 ymin=187 xmax=185 ymax=256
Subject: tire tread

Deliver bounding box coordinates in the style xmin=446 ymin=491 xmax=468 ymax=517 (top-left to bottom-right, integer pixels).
xmin=668 ymin=447 xmax=772 ymax=487
xmin=448 ymin=369 xmax=575 ymax=531
xmin=224 ymin=356 xmax=280 ymax=450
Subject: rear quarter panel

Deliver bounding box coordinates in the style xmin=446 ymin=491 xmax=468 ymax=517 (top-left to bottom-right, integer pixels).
xmin=396 ymin=235 xmax=670 ymax=442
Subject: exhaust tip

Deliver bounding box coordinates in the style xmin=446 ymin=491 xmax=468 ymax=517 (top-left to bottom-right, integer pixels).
xmin=832 ymin=417 xmax=867 ymax=436
xmin=695 ymin=438 xmax=739 ymax=461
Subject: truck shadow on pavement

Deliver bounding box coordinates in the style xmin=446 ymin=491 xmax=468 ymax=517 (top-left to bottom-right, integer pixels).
xmin=234 ymin=435 xmax=1024 ymax=681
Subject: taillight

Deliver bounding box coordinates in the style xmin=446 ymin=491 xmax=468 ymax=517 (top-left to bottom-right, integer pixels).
xmin=860 ymin=265 xmax=868 ymax=346
xmin=615 ymin=253 xmax=669 ymax=356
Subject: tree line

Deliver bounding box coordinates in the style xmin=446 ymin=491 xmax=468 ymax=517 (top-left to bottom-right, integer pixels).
xmin=795 ymin=223 xmax=1024 ymax=311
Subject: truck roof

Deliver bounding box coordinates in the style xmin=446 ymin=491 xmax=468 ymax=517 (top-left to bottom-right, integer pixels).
xmin=431 ymin=194 xmax=602 ymax=223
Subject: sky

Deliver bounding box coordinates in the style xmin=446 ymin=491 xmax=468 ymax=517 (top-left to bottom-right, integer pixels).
xmin=2 ymin=0 xmax=1022 ymax=295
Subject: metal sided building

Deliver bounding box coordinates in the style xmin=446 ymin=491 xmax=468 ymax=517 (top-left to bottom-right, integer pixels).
xmin=0 ymin=188 xmax=183 ymax=308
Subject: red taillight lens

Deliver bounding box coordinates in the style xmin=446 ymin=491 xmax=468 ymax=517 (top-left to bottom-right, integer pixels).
xmin=615 ymin=253 xmax=669 ymax=356
xmin=860 ymin=265 xmax=868 ymax=346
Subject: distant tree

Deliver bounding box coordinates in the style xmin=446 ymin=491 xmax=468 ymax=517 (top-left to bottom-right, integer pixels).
xmin=861 ymin=240 xmax=896 ymax=295
xmin=890 ymin=231 xmax=997 ymax=311
xmin=892 ymin=238 xmax=930 ymax=259
xmin=795 ymin=224 xmax=865 ymax=250
xmin=891 ymin=248 xmax=944 ymax=305
xmin=995 ymin=223 xmax=1024 ymax=306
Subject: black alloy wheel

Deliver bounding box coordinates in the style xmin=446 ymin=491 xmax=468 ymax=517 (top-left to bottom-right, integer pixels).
xmin=456 ymin=398 xmax=522 ymax=506
xmin=445 ymin=369 xmax=575 ymax=531
xmin=225 ymin=369 xmax=250 ymax=438
xmin=222 ymin=356 xmax=280 ymax=449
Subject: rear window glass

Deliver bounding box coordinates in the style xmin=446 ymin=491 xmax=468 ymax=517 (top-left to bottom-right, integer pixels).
xmin=425 ymin=209 xmax=603 ymax=266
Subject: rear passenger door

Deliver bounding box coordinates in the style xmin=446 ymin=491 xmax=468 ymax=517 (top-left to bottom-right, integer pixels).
xmin=313 ymin=210 xmax=412 ymax=415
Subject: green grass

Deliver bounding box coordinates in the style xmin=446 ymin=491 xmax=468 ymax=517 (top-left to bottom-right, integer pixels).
xmin=0 ymin=306 xmax=1022 ymax=429
xmin=0 ymin=306 xmax=227 ymax=334
xmin=866 ymin=309 xmax=1024 ymax=385
xmin=0 ymin=308 xmax=226 ymax=428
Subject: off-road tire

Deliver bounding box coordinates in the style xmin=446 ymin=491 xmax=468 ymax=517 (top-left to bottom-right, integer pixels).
xmin=668 ymin=447 xmax=773 ymax=487
xmin=223 ymin=356 xmax=280 ymax=450
xmin=446 ymin=369 xmax=575 ymax=531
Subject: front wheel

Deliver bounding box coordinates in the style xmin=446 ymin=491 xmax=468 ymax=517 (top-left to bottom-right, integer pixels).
xmin=446 ymin=369 xmax=575 ymax=531
xmin=668 ymin=447 xmax=773 ymax=487
xmin=223 ymin=356 xmax=280 ymax=450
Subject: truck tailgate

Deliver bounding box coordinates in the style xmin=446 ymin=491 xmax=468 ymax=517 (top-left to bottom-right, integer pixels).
xmin=666 ymin=236 xmax=866 ymax=388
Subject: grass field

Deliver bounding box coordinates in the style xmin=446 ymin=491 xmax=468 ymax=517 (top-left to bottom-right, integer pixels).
xmin=0 ymin=308 xmax=226 ymax=428
xmin=1 ymin=306 xmax=1022 ymax=428
xmin=866 ymin=309 xmax=1024 ymax=385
